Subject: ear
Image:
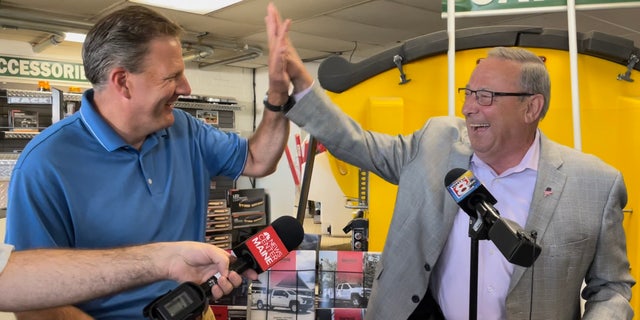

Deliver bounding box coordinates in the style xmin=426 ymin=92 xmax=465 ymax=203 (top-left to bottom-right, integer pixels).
xmin=524 ymin=94 xmax=544 ymax=124
xmin=109 ymin=67 xmax=131 ymax=99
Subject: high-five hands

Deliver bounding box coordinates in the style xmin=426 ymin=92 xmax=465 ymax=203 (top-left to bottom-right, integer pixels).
xmin=265 ymin=3 xmax=314 ymax=96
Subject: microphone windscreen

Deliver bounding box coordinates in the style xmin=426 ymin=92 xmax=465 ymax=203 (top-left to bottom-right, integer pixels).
xmin=270 ymin=215 xmax=304 ymax=251
xmin=444 ymin=168 xmax=468 ymax=187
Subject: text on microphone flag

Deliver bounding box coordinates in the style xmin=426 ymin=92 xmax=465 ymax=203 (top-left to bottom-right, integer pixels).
xmin=246 ymin=225 xmax=289 ymax=271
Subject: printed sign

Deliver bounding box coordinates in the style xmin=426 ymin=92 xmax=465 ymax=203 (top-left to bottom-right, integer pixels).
xmin=0 ymin=55 xmax=88 ymax=83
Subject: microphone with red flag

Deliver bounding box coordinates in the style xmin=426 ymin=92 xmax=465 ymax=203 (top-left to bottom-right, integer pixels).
xmin=144 ymin=215 xmax=304 ymax=320
xmin=201 ymin=215 xmax=304 ymax=291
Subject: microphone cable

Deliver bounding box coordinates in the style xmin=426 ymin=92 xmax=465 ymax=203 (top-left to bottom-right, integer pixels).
xmin=528 ymin=230 xmax=538 ymax=320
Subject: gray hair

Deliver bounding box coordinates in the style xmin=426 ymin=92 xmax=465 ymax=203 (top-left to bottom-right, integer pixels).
xmin=82 ymin=5 xmax=183 ymax=90
xmin=487 ymin=47 xmax=551 ymax=119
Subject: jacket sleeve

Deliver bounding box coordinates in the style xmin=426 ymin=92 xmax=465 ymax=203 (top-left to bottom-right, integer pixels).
xmin=582 ymin=171 xmax=635 ymax=319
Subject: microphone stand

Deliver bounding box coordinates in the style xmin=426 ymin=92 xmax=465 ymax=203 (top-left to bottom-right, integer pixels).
xmin=295 ymin=135 xmax=318 ymax=224
xmin=466 ymin=203 xmax=540 ymax=320
xmin=467 ymin=216 xmax=489 ymax=320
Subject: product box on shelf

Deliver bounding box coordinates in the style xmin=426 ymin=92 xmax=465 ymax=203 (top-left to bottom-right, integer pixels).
xmin=228 ymin=189 xmax=267 ymax=229
xmin=206 ymin=213 xmax=232 ymax=232
xmin=207 ymin=198 xmax=232 ymax=233
xmin=9 ymin=109 xmax=39 ymax=132
xmin=205 ymin=232 xmax=232 ymax=250
xmin=208 ymin=198 xmax=228 ymax=210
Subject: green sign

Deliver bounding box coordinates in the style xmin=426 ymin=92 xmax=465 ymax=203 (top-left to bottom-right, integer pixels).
xmin=0 ymin=55 xmax=88 ymax=83
xmin=443 ymin=0 xmax=640 ymax=13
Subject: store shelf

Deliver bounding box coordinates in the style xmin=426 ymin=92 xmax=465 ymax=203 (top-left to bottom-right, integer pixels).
xmin=175 ymin=100 xmax=242 ymax=112
xmin=3 ymin=89 xmax=82 ymax=104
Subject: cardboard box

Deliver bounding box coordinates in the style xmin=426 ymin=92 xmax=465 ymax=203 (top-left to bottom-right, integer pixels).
xmin=228 ymin=189 xmax=266 ymax=228
xmin=9 ymin=109 xmax=39 ymax=132
xmin=228 ymin=189 xmax=266 ymax=213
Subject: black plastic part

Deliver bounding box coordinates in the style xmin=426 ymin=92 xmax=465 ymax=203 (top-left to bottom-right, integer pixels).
xmin=318 ymin=25 xmax=640 ymax=93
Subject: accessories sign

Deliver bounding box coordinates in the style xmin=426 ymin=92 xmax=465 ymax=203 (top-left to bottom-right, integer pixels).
xmin=0 ymin=55 xmax=87 ymax=83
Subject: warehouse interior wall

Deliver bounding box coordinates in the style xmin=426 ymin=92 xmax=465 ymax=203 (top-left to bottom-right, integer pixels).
xmin=1 ymin=32 xmax=639 ymax=316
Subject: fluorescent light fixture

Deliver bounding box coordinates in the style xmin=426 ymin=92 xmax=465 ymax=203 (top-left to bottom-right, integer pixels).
xmin=65 ymin=32 xmax=86 ymax=43
xmin=131 ymin=0 xmax=242 ymax=14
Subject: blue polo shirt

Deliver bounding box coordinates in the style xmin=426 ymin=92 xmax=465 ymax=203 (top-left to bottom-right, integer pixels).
xmin=5 ymin=89 xmax=248 ymax=319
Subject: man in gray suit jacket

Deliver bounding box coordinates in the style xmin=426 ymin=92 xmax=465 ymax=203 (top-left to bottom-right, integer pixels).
xmin=265 ymin=3 xmax=634 ymax=319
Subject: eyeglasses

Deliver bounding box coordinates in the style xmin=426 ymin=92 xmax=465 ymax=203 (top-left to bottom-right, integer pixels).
xmin=458 ymin=88 xmax=534 ymax=106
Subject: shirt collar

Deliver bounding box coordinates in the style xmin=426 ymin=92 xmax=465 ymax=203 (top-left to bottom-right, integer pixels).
xmin=79 ymin=89 xmax=166 ymax=152
xmin=471 ymin=129 xmax=541 ymax=177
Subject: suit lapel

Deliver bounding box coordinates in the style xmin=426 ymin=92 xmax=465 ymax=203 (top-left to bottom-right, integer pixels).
xmin=509 ymin=135 xmax=567 ymax=292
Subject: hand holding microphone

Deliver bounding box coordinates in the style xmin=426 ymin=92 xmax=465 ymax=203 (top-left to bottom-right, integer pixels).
xmin=444 ymin=168 xmax=541 ymax=267
xmin=201 ymin=215 xmax=304 ymax=291
xmin=144 ymin=215 xmax=304 ymax=320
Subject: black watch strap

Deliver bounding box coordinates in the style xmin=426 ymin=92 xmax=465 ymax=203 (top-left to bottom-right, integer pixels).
xmin=263 ymin=94 xmax=295 ymax=113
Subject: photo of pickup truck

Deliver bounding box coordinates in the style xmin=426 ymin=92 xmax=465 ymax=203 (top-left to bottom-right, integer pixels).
xmin=254 ymin=288 xmax=314 ymax=313
xmin=335 ymin=282 xmax=371 ymax=307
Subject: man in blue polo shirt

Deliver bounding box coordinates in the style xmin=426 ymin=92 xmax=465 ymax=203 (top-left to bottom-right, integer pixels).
xmin=5 ymin=5 xmax=291 ymax=319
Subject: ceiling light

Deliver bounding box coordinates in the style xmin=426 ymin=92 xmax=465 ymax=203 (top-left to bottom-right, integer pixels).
xmin=65 ymin=32 xmax=86 ymax=43
xmin=131 ymin=0 xmax=242 ymax=15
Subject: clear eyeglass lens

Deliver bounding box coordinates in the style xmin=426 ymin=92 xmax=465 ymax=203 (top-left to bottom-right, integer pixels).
xmin=459 ymin=88 xmax=497 ymax=106
xmin=476 ymin=90 xmax=493 ymax=106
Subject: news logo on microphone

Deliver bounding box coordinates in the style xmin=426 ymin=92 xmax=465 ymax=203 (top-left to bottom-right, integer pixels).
xmin=445 ymin=170 xmax=481 ymax=203
xmin=244 ymin=226 xmax=288 ymax=271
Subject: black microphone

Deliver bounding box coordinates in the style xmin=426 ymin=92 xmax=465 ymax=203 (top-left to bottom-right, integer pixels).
xmin=143 ymin=216 xmax=304 ymax=320
xmin=444 ymin=168 xmax=495 ymax=239
xmin=201 ymin=215 xmax=304 ymax=293
xmin=444 ymin=168 xmax=541 ymax=267
xmin=444 ymin=168 xmax=497 ymax=219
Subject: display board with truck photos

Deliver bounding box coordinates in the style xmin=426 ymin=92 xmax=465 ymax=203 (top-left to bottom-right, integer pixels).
xmin=315 ymin=251 xmax=380 ymax=320
xmin=208 ymin=249 xmax=380 ymax=320
xmin=209 ymin=237 xmax=381 ymax=320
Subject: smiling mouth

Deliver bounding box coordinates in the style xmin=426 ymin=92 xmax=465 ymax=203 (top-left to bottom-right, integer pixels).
xmin=470 ymin=123 xmax=490 ymax=131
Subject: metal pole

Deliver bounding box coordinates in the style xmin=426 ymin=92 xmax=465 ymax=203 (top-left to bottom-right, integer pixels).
xmin=567 ymin=0 xmax=582 ymax=150
xmin=447 ymin=0 xmax=456 ymax=117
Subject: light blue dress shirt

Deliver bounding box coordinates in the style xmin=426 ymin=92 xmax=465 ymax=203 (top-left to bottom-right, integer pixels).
xmin=432 ymin=131 xmax=540 ymax=320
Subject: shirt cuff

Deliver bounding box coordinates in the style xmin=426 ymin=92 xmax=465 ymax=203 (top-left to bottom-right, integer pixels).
xmin=292 ymin=81 xmax=315 ymax=103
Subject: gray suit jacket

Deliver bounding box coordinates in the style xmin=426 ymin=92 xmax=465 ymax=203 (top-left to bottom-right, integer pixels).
xmin=286 ymin=83 xmax=634 ymax=320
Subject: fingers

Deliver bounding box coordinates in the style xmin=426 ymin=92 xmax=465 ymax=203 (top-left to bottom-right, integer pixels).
xmin=226 ymin=271 xmax=244 ymax=286
xmin=242 ymin=269 xmax=259 ymax=281
xmin=265 ymin=2 xmax=281 ymax=43
xmin=266 ymin=3 xmax=289 ymax=63
xmin=208 ymin=272 xmax=244 ymax=300
xmin=264 ymin=2 xmax=312 ymax=94
xmin=266 ymin=3 xmax=293 ymax=95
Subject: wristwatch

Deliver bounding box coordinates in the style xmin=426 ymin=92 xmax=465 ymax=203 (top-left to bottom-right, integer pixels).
xmin=263 ymin=93 xmax=295 ymax=113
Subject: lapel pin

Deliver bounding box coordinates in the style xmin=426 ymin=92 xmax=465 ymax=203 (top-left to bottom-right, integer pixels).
xmin=544 ymin=187 xmax=553 ymax=197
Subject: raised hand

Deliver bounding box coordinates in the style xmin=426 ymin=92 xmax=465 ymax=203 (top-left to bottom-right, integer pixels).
xmin=265 ymin=2 xmax=313 ymax=95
